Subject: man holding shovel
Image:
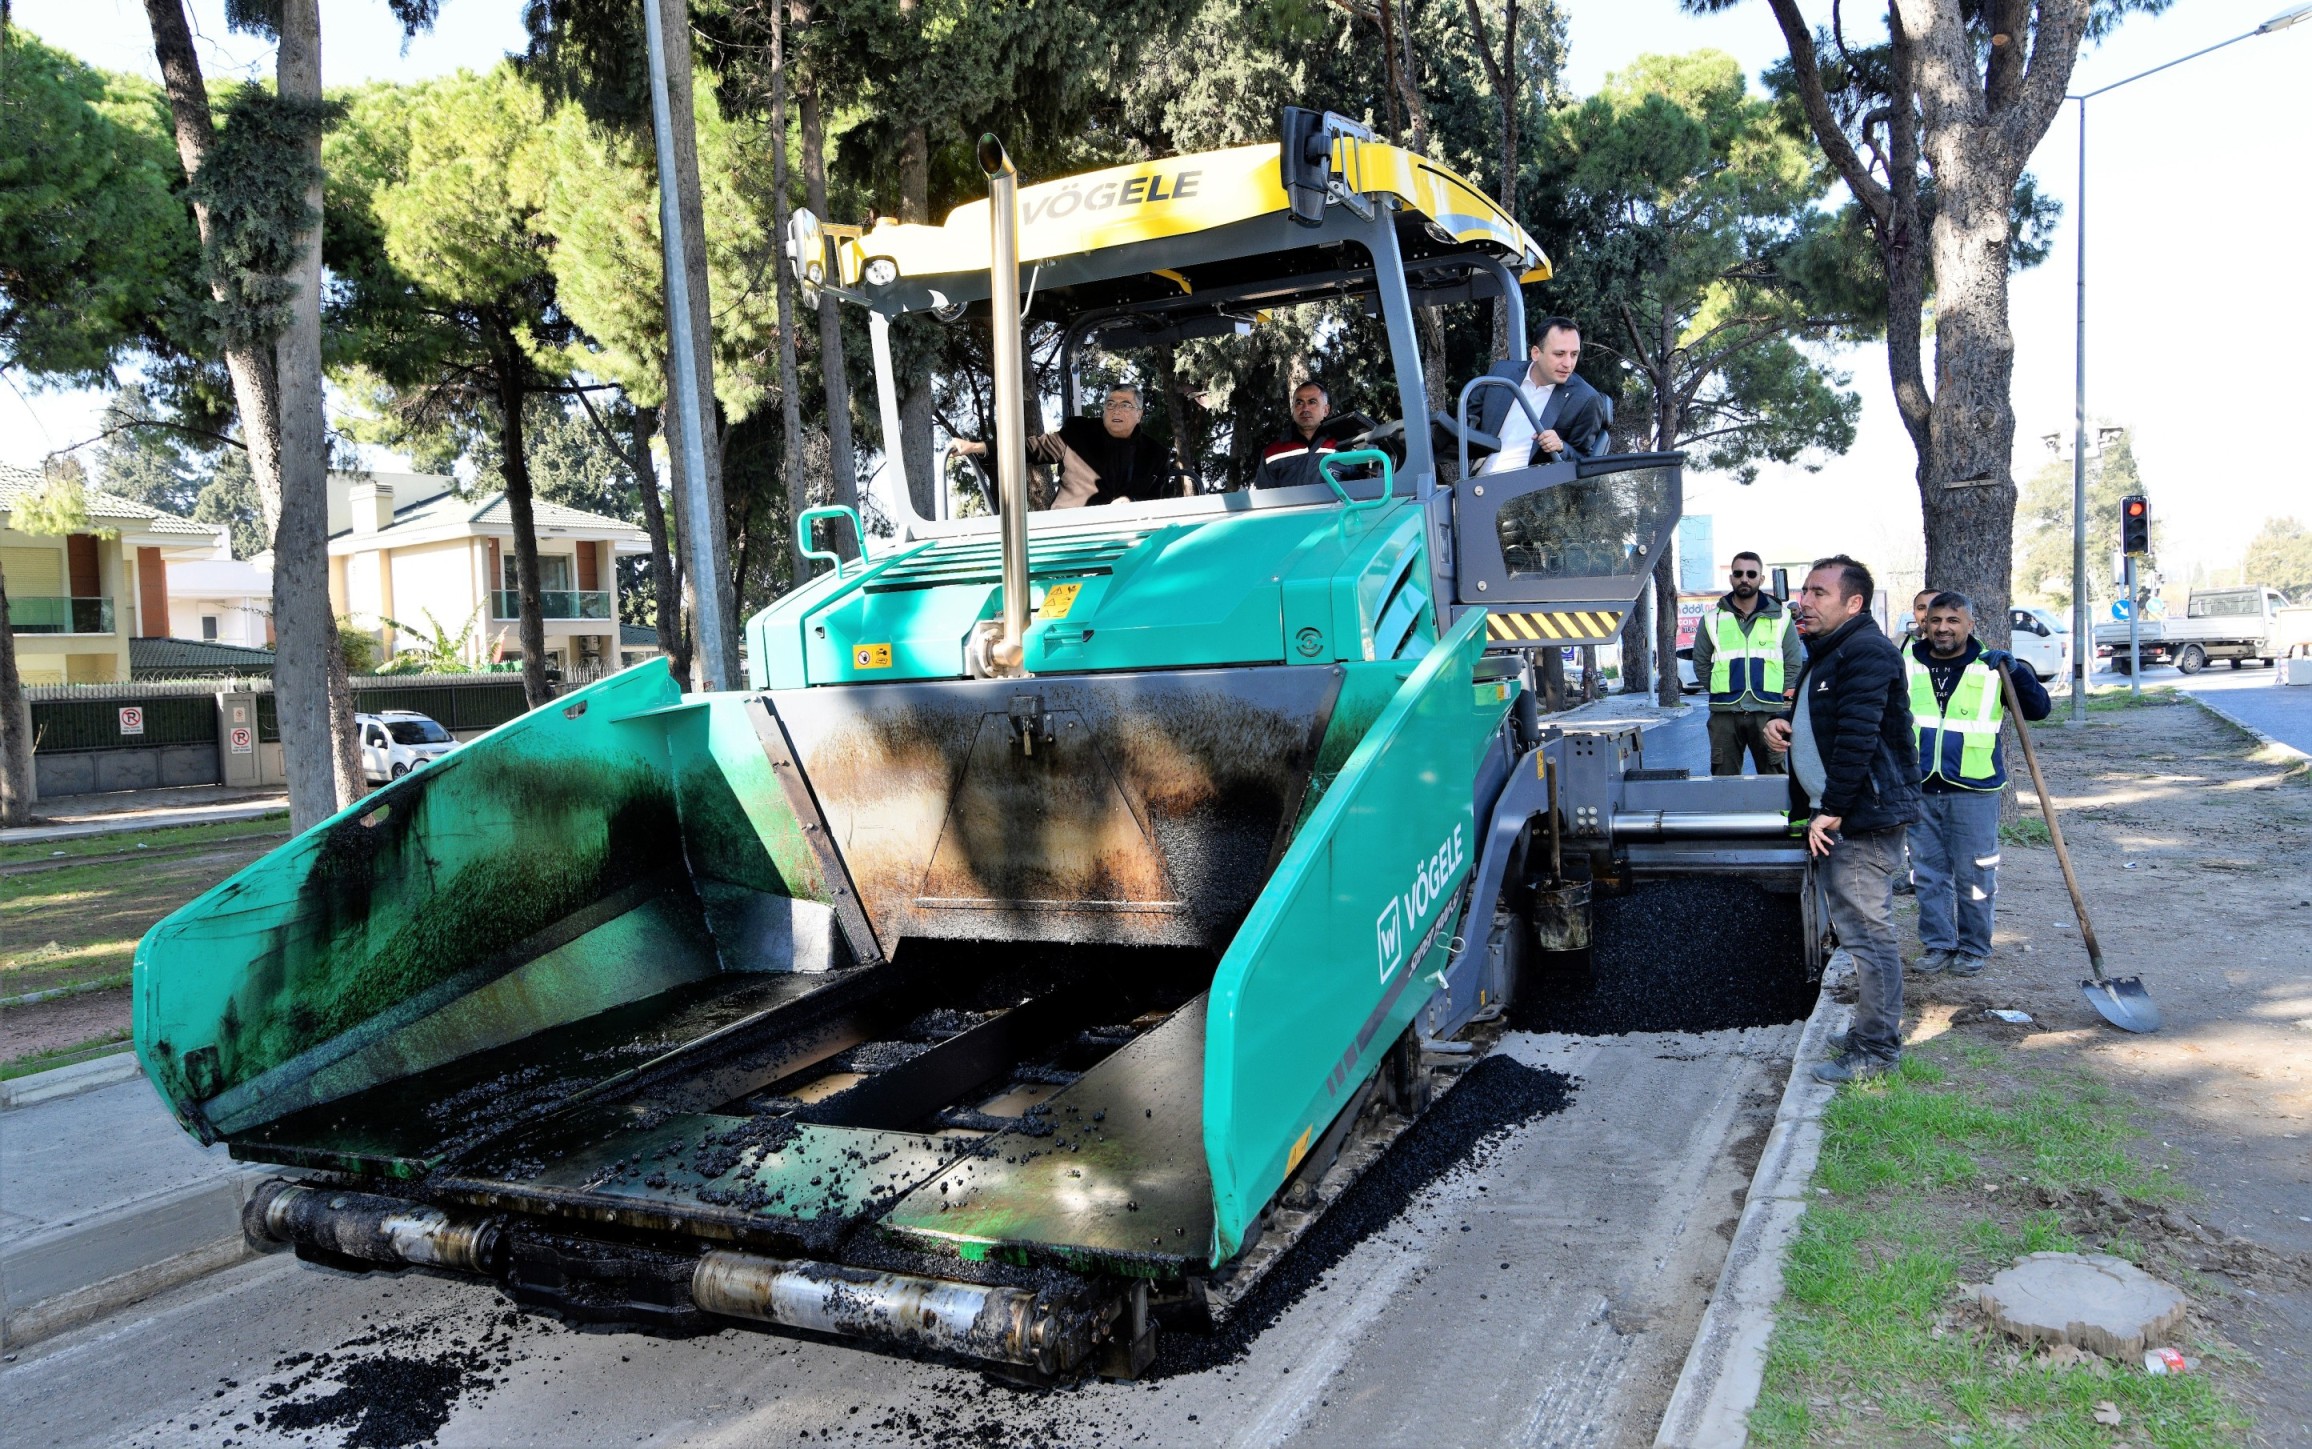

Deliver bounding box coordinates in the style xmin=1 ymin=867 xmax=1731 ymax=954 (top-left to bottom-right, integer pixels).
xmin=1904 ymin=591 xmax=2051 ymax=977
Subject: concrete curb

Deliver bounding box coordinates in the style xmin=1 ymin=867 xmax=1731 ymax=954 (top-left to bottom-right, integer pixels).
xmin=0 ymin=1051 xmax=142 ymax=1111
xmin=1652 ymin=961 xmax=1854 ymax=1448
xmin=0 ymin=800 xmax=288 ymax=846
xmin=2182 ymin=691 xmax=2312 ymax=765
xmin=0 ymin=1169 xmax=267 ymax=1353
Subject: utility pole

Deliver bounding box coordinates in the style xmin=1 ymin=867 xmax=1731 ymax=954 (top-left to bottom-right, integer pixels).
xmin=2066 ymin=3 xmax=2310 ymax=719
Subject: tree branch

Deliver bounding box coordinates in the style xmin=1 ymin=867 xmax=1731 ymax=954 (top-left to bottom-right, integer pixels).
xmin=1764 ymin=0 xmax=1892 ymax=224
xmin=46 ymin=418 xmax=248 ymax=459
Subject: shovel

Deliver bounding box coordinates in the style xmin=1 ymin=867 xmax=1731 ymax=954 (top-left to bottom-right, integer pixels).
xmin=1995 ymin=661 xmax=2160 ymax=1033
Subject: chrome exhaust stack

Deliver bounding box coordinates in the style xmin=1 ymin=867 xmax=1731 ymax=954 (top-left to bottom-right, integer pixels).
xmin=975 ymin=133 xmax=1032 ymax=677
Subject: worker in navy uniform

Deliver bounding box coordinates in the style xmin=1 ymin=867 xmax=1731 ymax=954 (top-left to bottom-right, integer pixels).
xmin=954 ymin=383 xmax=1186 ymax=507
xmin=1472 ymin=317 xmax=1610 ymax=472
xmin=1905 ymin=591 xmax=2050 ymax=978
xmin=1766 ymin=554 xmax=1920 ymax=1085
xmin=1687 ymin=550 xmax=1800 ymax=776
xmin=1253 ymin=380 xmax=1342 ymax=488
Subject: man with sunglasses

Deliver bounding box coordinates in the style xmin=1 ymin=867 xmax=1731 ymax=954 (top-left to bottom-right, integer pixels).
xmin=1688 ymin=551 xmax=1801 ymax=775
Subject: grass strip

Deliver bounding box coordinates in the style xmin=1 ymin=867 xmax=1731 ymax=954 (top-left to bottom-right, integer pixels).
xmin=0 ymin=811 xmax=290 ymax=869
xmin=1 ymin=1029 xmax=134 ymax=1081
xmin=1752 ymin=1034 xmax=2251 ymax=1447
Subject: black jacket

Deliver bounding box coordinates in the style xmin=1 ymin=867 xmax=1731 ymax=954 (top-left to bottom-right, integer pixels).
xmin=1782 ymin=613 xmax=1921 ymax=833
xmin=1471 ymin=362 xmax=1610 ymax=462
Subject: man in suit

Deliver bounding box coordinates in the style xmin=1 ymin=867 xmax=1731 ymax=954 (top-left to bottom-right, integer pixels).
xmin=1473 ymin=317 xmax=1610 ymax=473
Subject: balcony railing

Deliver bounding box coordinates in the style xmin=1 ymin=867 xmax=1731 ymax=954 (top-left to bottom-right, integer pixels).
xmin=6 ymin=596 xmax=115 ymax=634
xmin=490 ymin=589 xmax=612 ymax=621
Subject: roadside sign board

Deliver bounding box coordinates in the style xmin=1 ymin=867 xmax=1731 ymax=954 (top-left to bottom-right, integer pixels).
xmin=118 ymin=706 xmax=144 ymax=736
xmin=230 ymin=726 xmax=253 ymax=754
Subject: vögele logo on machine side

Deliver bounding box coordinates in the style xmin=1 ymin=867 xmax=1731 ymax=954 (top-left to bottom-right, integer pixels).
xmin=1375 ymin=824 xmax=1467 ymax=983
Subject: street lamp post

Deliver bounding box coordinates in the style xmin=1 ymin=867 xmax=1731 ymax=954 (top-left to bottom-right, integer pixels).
xmin=2067 ymin=3 xmax=2311 ymax=721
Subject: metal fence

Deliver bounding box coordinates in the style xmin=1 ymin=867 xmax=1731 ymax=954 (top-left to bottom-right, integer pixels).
xmin=27 ymin=693 xmax=218 ymax=752
xmin=25 ymin=673 xmax=539 ymax=751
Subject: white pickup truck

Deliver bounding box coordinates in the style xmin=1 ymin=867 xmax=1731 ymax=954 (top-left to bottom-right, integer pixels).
xmin=2094 ymin=585 xmax=2293 ymax=674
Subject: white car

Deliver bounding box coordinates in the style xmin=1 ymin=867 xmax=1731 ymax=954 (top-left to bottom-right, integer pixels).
xmin=2006 ymin=606 xmax=2071 ymax=683
xmin=358 ymin=710 xmax=458 ymax=782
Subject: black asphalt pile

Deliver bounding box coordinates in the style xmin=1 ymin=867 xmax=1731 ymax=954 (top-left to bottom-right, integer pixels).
xmin=1155 ymin=1054 xmax=1575 ymax=1377
xmin=154 ymin=1306 xmax=533 ymax=1449
xmin=1511 ymin=877 xmax=1815 ymax=1036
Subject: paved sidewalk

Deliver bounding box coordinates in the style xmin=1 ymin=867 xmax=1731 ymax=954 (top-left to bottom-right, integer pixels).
xmin=0 ymin=1062 xmax=261 ymax=1351
xmin=0 ymin=785 xmax=289 ymax=846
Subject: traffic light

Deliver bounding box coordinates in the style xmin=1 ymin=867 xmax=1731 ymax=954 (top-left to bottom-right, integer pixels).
xmin=2120 ymin=495 xmax=2149 ymax=556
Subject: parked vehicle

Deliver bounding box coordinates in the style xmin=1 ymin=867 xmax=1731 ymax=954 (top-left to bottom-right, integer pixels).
xmin=2093 ymin=586 xmax=2291 ymax=674
xmin=356 ymin=710 xmax=457 ymax=781
xmin=2006 ymin=606 xmax=2070 ymax=683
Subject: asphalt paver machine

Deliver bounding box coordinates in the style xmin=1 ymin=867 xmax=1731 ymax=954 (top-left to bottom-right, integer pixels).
xmin=134 ymin=112 xmax=1825 ymax=1377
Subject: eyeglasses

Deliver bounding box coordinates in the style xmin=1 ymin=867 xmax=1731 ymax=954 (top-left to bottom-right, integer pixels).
xmin=1731 ymin=570 xmax=1760 ymax=579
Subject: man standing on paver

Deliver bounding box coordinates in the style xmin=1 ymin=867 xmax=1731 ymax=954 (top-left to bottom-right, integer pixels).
xmin=1689 ymin=551 xmax=1801 ymax=775
xmin=1766 ymin=555 xmax=1921 ymax=1084
xmin=1905 ymin=591 xmax=2050 ymax=978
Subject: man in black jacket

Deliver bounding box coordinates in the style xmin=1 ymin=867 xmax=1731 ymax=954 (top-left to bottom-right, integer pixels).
xmin=1765 ymin=554 xmax=1922 ymax=1083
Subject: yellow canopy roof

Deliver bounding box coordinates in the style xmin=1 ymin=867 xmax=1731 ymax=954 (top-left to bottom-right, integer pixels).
xmin=834 ymin=140 xmax=1550 ymax=294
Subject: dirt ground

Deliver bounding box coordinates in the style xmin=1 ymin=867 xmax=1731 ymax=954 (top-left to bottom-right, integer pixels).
xmin=1902 ymin=695 xmax=2312 ymax=1446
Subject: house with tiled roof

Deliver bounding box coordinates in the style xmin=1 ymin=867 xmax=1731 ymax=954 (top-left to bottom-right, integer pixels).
xmin=1 ymin=464 xmax=232 ymax=684
xmin=326 ymin=472 xmax=650 ymax=674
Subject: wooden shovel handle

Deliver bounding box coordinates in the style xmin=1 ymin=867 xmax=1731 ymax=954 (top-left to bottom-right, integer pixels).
xmin=1996 ymin=661 xmax=2107 ymax=979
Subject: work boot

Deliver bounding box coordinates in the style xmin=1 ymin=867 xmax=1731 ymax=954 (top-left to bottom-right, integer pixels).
xmin=1893 ymin=874 xmax=1916 ymax=896
xmin=1911 ymin=948 xmax=1954 ymax=976
xmin=1811 ymin=1051 xmax=1896 ymax=1085
xmin=1946 ymin=954 xmax=1989 ymax=978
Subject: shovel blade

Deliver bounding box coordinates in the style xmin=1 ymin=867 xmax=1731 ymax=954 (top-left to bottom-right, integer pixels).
xmin=2081 ymin=977 xmax=2160 ymax=1034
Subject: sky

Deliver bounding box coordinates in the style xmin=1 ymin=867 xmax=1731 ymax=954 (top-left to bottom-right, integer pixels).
xmin=7 ymin=0 xmax=2309 ymax=589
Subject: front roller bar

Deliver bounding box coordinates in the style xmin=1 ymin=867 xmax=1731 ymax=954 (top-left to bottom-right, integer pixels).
xmin=243 ymin=1179 xmax=1116 ymax=1376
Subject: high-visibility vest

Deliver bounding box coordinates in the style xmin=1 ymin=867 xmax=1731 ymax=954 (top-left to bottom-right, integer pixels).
xmin=1707 ymin=607 xmax=1788 ymax=705
xmin=1906 ymin=650 xmax=2005 ymax=789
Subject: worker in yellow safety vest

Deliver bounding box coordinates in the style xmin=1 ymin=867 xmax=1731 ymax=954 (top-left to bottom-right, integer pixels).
xmin=1688 ymin=551 xmax=1802 ymax=776
xmin=1905 ymin=590 xmax=2051 ymax=978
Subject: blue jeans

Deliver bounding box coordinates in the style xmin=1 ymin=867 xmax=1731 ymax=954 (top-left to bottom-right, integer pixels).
xmin=1824 ymin=825 xmax=1906 ymax=1061
xmin=1913 ymin=790 xmax=2001 ymax=958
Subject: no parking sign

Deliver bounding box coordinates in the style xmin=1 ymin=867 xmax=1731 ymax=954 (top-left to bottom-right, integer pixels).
xmin=118 ymin=706 xmax=144 ymax=736
xmin=230 ymin=726 xmax=253 ymax=754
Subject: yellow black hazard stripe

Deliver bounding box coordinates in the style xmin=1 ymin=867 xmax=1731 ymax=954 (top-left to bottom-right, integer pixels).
xmin=1483 ymin=609 xmax=1624 ymax=643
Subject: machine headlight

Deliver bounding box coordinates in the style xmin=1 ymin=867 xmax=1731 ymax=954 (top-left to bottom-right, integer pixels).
xmin=864 ymin=257 xmax=899 ymax=288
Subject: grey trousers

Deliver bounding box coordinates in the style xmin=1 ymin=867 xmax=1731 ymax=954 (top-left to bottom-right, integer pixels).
xmin=1912 ymin=790 xmax=2001 ymax=958
xmin=1823 ymin=825 xmax=1907 ymax=1061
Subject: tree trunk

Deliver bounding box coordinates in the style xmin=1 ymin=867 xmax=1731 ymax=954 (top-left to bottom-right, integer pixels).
xmin=144 ymin=0 xmax=343 ymax=829
xmin=1881 ymin=10 xmax=1932 ymax=468
xmin=1917 ymin=160 xmax=2020 ymax=651
xmin=1536 ymin=642 xmax=1564 ymax=714
xmin=1897 ymin=0 xmax=2088 ymax=652
xmin=630 ymin=407 xmax=684 ymax=672
xmin=492 ymin=328 xmax=552 ymax=709
xmin=897 ymin=120 xmax=937 ymax=519
xmin=273 ymin=0 xmax=363 ymax=806
xmin=1618 ymin=583 xmax=1652 ymax=696
xmin=0 ymin=561 xmax=33 ymax=826
xmin=795 ymin=19 xmax=859 ymax=537
xmin=769 ymin=3 xmax=812 ymax=591
xmin=1463 ymin=0 xmax=1520 ymax=359
xmin=655 ymin=0 xmax=741 ymax=686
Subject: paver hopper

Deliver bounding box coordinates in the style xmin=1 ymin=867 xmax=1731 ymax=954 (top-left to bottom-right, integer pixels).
xmin=134 ymin=114 xmax=1822 ymax=1377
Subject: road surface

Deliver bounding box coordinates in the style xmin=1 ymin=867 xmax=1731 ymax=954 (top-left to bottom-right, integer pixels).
xmin=0 ymin=1027 xmax=1797 ymax=1449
